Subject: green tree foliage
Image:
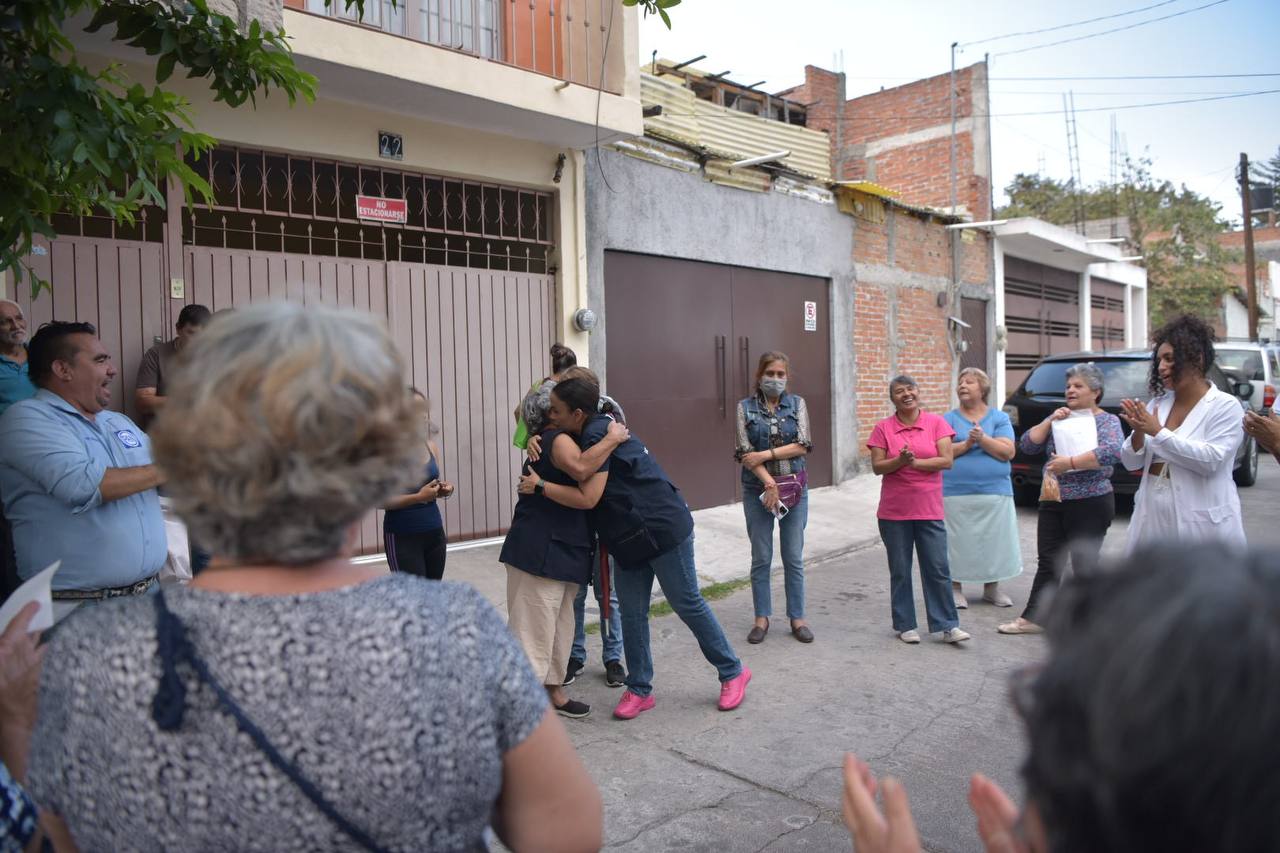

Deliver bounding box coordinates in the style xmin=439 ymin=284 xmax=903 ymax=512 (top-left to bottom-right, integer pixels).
xmin=2 ymin=0 xmax=677 ymax=297
xmin=997 ymin=158 xmax=1237 ymax=329
xmin=0 ymin=0 xmax=325 ymax=296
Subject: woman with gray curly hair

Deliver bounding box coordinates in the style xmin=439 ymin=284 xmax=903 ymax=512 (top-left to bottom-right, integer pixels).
xmin=22 ymin=303 xmax=603 ymax=852
xmin=999 ymin=362 xmax=1123 ymax=636
xmin=500 ymin=377 xmax=627 ymax=719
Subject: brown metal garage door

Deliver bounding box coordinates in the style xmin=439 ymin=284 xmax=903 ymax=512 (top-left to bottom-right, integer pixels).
xmin=604 ymin=252 xmax=832 ymax=511
xmin=1004 ymin=256 xmax=1081 ymax=392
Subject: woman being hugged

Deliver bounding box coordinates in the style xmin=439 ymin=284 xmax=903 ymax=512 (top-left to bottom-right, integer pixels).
xmin=501 ymin=380 xmax=625 ymax=719
xmin=867 ymin=376 xmax=970 ymax=645
xmin=943 ymin=368 xmax=1022 ymax=610
xmin=1119 ymin=315 xmax=1246 ymax=553
xmin=999 ymin=363 xmax=1123 ymax=636
xmin=735 ymin=352 xmax=814 ymax=644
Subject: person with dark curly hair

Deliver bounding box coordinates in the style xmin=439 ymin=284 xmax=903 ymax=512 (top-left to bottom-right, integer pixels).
xmin=1119 ymin=314 xmax=1246 ymax=553
xmin=841 ymin=543 xmax=1280 ymax=853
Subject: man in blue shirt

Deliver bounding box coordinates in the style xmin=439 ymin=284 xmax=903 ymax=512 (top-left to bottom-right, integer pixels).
xmin=0 ymin=300 xmax=34 ymax=416
xmin=0 ymin=321 xmax=166 ymax=608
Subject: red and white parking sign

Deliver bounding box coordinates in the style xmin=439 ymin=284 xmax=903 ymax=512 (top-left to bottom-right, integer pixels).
xmin=355 ymin=195 xmax=408 ymax=224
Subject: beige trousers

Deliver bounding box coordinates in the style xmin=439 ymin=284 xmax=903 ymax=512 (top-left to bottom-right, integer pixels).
xmin=505 ymin=565 xmax=578 ymax=687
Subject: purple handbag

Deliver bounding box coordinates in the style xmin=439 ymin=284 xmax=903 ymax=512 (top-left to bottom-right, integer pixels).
xmin=773 ymin=470 xmax=808 ymax=510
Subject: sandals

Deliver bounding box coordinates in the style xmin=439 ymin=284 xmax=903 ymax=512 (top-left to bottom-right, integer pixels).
xmin=997 ymin=619 xmax=1044 ymax=635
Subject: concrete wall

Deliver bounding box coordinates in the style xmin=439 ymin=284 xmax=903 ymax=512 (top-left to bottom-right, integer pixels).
xmin=584 ymin=147 xmax=859 ymax=483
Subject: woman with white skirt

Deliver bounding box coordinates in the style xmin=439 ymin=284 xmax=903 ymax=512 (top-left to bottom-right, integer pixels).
xmin=943 ymin=368 xmax=1023 ymax=609
xmin=1120 ymin=315 xmax=1247 ymax=553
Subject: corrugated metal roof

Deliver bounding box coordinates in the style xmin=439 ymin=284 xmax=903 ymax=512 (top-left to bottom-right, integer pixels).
xmin=641 ymin=74 xmax=701 ymax=149
xmin=834 ymin=181 xmax=901 ymax=199
xmin=640 ymin=73 xmax=831 ymax=182
xmin=703 ymin=159 xmax=773 ymax=193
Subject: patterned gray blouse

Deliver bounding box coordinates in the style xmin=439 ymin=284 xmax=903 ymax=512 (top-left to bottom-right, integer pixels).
xmin=28 ymin=575 xmax=548 ymax=852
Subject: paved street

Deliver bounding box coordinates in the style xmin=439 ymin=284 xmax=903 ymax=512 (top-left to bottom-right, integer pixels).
xmin=549 ymin=455 xmax=1280 ymax=853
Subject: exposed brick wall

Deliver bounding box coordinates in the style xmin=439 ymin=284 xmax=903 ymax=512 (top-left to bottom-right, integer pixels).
xmin=801 ymin=63 xmax=992 ymax=220
xmin=850 ymin=206 xmax=992 ymax=460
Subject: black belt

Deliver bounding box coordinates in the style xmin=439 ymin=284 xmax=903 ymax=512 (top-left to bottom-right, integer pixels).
xmin=52 ymin=574 xmax=159 ymax=601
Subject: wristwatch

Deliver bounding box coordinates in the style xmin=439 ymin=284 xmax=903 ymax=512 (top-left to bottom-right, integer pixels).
xmin=534 ymin=478 xmax=545 ymax=496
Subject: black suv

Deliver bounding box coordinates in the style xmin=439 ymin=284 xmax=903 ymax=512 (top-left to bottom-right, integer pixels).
xmin=1002 ymin=350 xmax=1259 ymax=505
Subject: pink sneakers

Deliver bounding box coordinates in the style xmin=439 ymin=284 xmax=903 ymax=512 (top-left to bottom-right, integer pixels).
xmin=613 ymin=690 xmax=656 ymax=720
xmin=718 ymin=667 xmax=752 ymax=711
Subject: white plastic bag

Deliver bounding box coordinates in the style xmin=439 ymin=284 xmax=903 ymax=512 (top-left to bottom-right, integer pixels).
xmin=158 ymin=498 xmax=192 ymax=585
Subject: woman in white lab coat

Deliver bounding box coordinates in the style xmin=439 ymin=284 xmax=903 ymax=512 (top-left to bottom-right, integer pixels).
xmin=1120 ymin=315 xmax=1247 ymax=553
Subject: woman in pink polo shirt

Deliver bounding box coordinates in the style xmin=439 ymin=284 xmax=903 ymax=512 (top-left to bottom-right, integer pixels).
xmin=867 ymin=375 xmax=971 ymax=645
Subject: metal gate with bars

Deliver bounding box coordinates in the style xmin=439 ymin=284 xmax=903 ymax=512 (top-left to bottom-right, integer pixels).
xmin=17 ymin=145 xmax=559 ymax=551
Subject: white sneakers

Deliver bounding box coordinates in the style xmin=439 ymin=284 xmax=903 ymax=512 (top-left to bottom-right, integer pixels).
xmin=899 ymin=628 xmax=971 ymax=644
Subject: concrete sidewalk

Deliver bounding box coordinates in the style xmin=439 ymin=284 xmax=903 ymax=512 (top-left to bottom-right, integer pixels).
xmin=413 ymin=475 xmax=886 ymax=617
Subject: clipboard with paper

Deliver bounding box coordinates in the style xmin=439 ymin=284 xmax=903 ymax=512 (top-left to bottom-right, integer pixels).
xmin=1051 ymin=411 xmax=1098 ymax=470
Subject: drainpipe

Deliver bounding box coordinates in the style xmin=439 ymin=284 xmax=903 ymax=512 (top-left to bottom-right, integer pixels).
xmin=567 ymin=149 xmax=591 ymax=364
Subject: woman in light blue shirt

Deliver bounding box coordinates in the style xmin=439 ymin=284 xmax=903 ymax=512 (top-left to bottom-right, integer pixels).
xmin=943 ymin=368 xmax=1022 ymax=610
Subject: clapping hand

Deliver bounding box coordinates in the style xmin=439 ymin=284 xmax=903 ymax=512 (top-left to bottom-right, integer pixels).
xmin=897 ymin=445 xmax=916 ymax=468
xmin=842 ymin=754 xmax=922 ymax=853
xmin=967 ymin=425 xmax=985 ymax=450
xmin=1119 ymin=399 xmax=1159 ymax=436
xmin=1244 ymin=409 xmax=1280 ymax=453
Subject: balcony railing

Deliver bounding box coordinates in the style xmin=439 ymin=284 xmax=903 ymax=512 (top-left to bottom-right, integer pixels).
xmin=299 ymin=0 xmax=624 ymax=94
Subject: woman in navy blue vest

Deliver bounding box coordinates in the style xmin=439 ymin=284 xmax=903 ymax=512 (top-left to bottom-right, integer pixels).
xmin=520 ymin=371 xmax=752 ymax=721
xmin=501 ymin=380 xmax=621 ymax=718
xmin=381 ymin=389 xmax=453 ymax=579
xmin=735 ymin=351 xmax=814 ymax=645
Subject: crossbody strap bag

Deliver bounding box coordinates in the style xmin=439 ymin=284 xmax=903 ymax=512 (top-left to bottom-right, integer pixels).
xmin=150 ymin=593 xmax=391 ymax=853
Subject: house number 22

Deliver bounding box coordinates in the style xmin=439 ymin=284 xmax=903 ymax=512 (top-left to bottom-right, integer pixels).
xmin=378 ymin=131 xmax=403 ymax=161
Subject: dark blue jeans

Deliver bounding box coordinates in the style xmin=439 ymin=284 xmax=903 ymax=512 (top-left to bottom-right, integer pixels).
xmin=743 ymin=486 xmax=807 ymax=619
xmin=612 ymin=534 xmax=742 ymax=697
xmin=571 ymin=555 xmax=623 ymax=664
xmin=877 ymin=519 xmax=959 ymax=634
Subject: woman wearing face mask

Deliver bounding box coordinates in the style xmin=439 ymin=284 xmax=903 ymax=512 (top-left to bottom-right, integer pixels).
xmin=734 ymin=352 xmax=814 ymax=644
xmin=382 ymin=388 xmax=455 ymax=580
xmin=1119 ymin=315 xmax=1246 ymax=553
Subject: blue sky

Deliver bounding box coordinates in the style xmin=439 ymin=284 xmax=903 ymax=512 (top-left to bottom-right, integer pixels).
xmin=639 ymin=0 xmax=1280 ymax=225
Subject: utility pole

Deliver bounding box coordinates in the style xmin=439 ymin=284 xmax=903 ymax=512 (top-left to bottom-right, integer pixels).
xmin=1241 ymin=152 xmax=1259 ymax=340
xmin=949 ymin=42 xmax=957 ymax=214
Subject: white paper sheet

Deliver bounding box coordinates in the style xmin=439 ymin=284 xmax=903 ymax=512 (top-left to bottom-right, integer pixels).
xmin=0 ymin=561 xmax=61 ymax=635
xmin=1052 ymin=412 xmax=1099 ymax=467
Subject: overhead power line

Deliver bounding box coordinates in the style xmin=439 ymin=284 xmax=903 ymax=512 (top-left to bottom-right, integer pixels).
xmin=992 ymin=0 xmax=1232 ymax=58
xmin=664 ymin=88 xmax=1279 ymax=120
xmin=990 ymin=72 xmax=1279 ymax=80
xmin=959 ymin=0 xmax=1180 ymax=48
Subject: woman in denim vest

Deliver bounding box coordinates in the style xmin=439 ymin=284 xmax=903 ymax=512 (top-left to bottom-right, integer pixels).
xmin=735 ymin=352 xmax=814 ymax=644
